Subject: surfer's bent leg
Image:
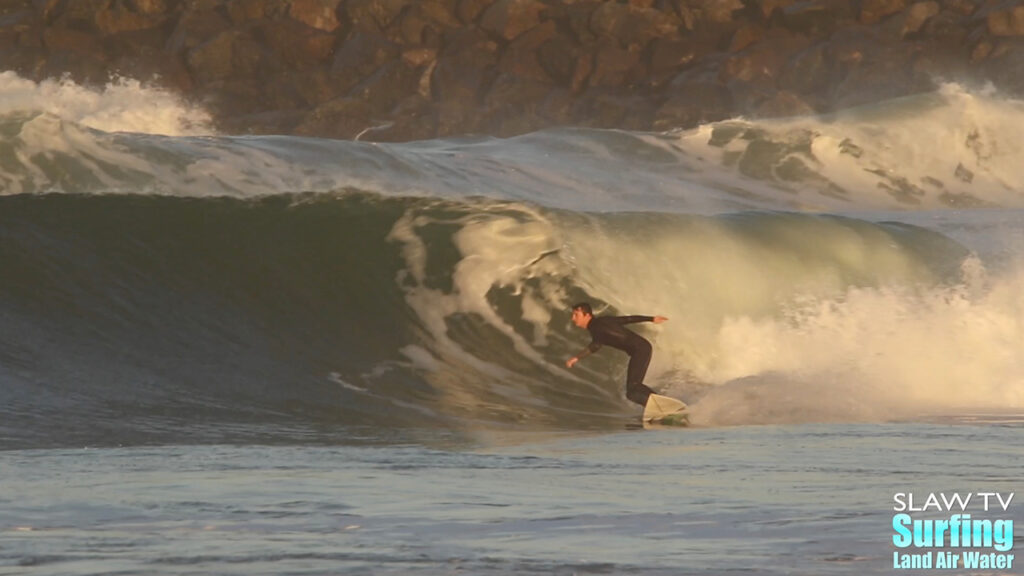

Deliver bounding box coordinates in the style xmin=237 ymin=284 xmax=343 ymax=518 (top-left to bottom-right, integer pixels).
xmin=625 ymin=340 xmax=654 ymax=406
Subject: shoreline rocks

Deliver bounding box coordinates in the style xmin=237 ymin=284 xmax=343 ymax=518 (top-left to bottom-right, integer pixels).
xmin=2 ymin=0 xmax=1023 ymax=141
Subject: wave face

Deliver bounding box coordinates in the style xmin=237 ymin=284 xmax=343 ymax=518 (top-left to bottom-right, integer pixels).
xmin=3 ymin=75 xmax=1024 ymax=448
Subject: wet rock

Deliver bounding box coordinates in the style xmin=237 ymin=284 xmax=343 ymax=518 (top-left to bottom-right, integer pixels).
xmin=587 ymin=42 xmax=644 ymax=88
xmin=589 ymin=1 xmax=679 ymax=48
xmin=165 ymin=6 xmax=231 ymax=54
xmin=289 ymin=0 xmax=342 ymax=32
xmin=95 ymin=3 xmax=169 ymax=35
xmin=986 ymin=2 xmax=1024 ymax=36
xmin=296 ymin=96 xmax=377 ymax=138
xmin=971 ymin=38 xmax=1024 ymax=93
xmin=901 ymin=1 xmax=940 ymax=36
xmin=345 ymin=0 xmax=412 ymax=32
xmin=330 ymin=29 xmax=400 ymax=91
xmin=498 ymin=19 xmax=557 ymax=82
xmin=431 ymin=27 xmax=498 ymax=107
xmin=536 ymin=28 xmax=579 ymax=85
xmin=744 ymin=0 xmax=799 ymax=20
xmin=780 ymin=1 xmax=856 ymax=36
xmin=683 ymin=0 xmax=745 ymax=25
xmin=479 ymin=0 xmax=545 ymax=41
xmin=831 ymin=39 xmax=936 ymax=108
xmin=0 ymin=0 xmax=1019 ymax=140
xmin=456 ymin=0 xmax=494 ymax=25
xmin=753 ymin=89 xmax=815 ymax=117
xmin=649 ymin=36 xmax=710 ymax=89
xmin=860 ymin=0 xmax=907 ymax=24
xmin=729 ymin=23 xmax=764 ymax=52
xmin=393 ymin=2 xmax=460 ymax=47
xmin=47 ymin=0 xmax=109 ymax=32
xmin=185 ymin=29 xmax=266 ymax=83
xmin=482 ymin=74 xmax=552 ymax=135
xmin=259 ymin=18 xmax=337 ymax=66
xmin=654 ymin=77 xmax=735 ymax=130
xmin=42 ymin=24 xmax=104 ymax=56
xmin=226 ymin=0 xmax=284 ymax=23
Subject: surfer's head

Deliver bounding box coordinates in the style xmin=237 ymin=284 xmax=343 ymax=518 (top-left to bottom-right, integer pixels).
xmin=571 ymin=302 xmax=593 ymax=328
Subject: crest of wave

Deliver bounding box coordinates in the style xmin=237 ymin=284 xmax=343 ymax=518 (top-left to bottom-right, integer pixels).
xmin=0 ymin=71 xmax=213 ymax=136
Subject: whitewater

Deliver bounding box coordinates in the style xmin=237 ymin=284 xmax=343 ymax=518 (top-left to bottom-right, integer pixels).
xmin=1 ymin=72 xmax=1022 ymax=575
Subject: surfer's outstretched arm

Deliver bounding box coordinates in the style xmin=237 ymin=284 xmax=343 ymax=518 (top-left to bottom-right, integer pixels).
xmin=612 ymin=315 xmax=668 ymax=325
xmin=566 ymin=341 xmax=601 ymax=368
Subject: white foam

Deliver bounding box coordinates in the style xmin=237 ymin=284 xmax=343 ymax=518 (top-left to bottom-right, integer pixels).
xmin=0 ymin=72 xmax=213 ymax=136
xmin=683 ymin=255 xmax=1024 ymax=425
xmin=664 ymin=83 xmax=1024 ymax=212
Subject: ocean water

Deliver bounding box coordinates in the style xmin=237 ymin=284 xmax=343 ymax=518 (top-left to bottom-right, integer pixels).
xmin=1 ymin=71 xmax=1023 ymax=574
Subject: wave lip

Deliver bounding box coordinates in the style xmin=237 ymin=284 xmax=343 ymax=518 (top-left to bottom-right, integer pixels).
xmin=3 ymin=74 xmax=1024 ymax=214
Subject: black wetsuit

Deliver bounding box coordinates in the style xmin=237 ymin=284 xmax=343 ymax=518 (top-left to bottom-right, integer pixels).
xmin=577 ymin=315 xmax=657 ymax=406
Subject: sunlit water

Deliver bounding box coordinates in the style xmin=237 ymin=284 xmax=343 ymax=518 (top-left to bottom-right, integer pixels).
xmin=4 ymin=419 xmax=1021 ymax=575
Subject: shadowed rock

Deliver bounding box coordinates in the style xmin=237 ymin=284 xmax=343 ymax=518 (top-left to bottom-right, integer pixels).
xmin=0 ymin=0 xmax=1022 ymax=140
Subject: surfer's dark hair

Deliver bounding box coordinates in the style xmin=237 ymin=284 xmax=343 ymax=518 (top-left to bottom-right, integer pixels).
xmin=572 ymin=302 xmax=593 ymax=316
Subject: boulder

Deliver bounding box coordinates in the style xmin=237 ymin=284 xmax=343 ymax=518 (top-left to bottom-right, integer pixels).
xmin=859 ymin=0 xmax=907 ymax=25
xmin=649 ymin=36 xmax=706 ymax=85
xmin=588 ymin=1 xmax=679 ymax=48
xmin=654 ymin=78 xmax=735 ymax=130
xmin=365 ymin=94 xmax=438 ymax=141
xmin=479 ymin=0 xmax=545 ymax=41
xmin=295 ymin=96 xmax=377 ymax=138
xmin=32 ymin=0 xmax=64 ymax=22
xmin=536 ymin=29 xmax=579 ymax=85
xmin=497 ymin=19 xmax=557 ymax=82
xmin=571 ymin=90 xmax=655 ymax=130
xmin=289 ymin=0 xmax=342 ymax=32
xmin=431 ymin=27 xmax=498 ymax=104
xmin=753 ymin=89 xmax=816 ymax=117
xmin=986 ymin=2 xmax=1024 ymax=36
xmin=392 ymin=2 xmax=460 ymax=46
xmin=780 ymin=1 xmax=856 ymax=36
xmin=777 ymin=41 xmax=833 ymax=96
xmin=330 ymin=29 xmax=400 ymax=91
xmin=729 ymin=23 xmax=764 ymax=52
xmin=456 ymin=0 xmax=494 ymax=25
xmin=185 ymin=30 xmax=266 ymax=84
xmin=482 ymin=74 xmax=552 ymax=135
xmin=47 ymin=0 xmax=109 ymax=31
xmin=971 ymin=38 xmax=1024 ymax=93
xmin=832 ymin=44 xmax=935 ymax=109
xmin=746 ymin=0 xmax=798 ymax=19
xmin=131 ymin=0 xmax=174 ymax=15
xmin=679 ymin=0 xmax=745 ymax=25
xmin=587 ymin=42 xmax=644 ymax=88
xmin=259 ymin=18 xmax=337 ymax=67
xmin=342 ymin=59 xmax=422 ymax=118
xmin=165 ymin=7 xmax=231 ymax=54
xmin=95 ymin=2 xmax=169 ymax=35
xmin=345 ymin=0 xmax=412 ymax=32
xmin=901 ymin=1 xmax=940 ymax=36
xmin=42 ymin=25 xmax=104 ymax=56
xmin=226 ymin=0 xmax=286 ymax=23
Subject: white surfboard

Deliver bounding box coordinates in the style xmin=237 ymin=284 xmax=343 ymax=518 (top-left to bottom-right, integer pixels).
xmin=642 ymin=393 xmax=688 ymax=426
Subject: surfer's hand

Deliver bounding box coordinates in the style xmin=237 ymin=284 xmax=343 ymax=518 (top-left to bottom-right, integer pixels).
xmin=566 ymin=357 xmax=578 ymax=368
xmin=653 ymin=316 xmax=668 ymax=324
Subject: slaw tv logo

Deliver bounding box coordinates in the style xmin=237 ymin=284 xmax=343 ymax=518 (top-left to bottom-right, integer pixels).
xmin=892 ymin=492 xmax=1015 ymax=570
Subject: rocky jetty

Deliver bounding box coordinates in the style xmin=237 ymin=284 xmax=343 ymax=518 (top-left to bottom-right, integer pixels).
xmin=2 ymin=0 xmax=1024 ymax=141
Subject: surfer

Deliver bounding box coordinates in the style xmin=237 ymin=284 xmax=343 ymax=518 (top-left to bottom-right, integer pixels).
xmin=565 ymin=302 xmax=668 ymax=406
